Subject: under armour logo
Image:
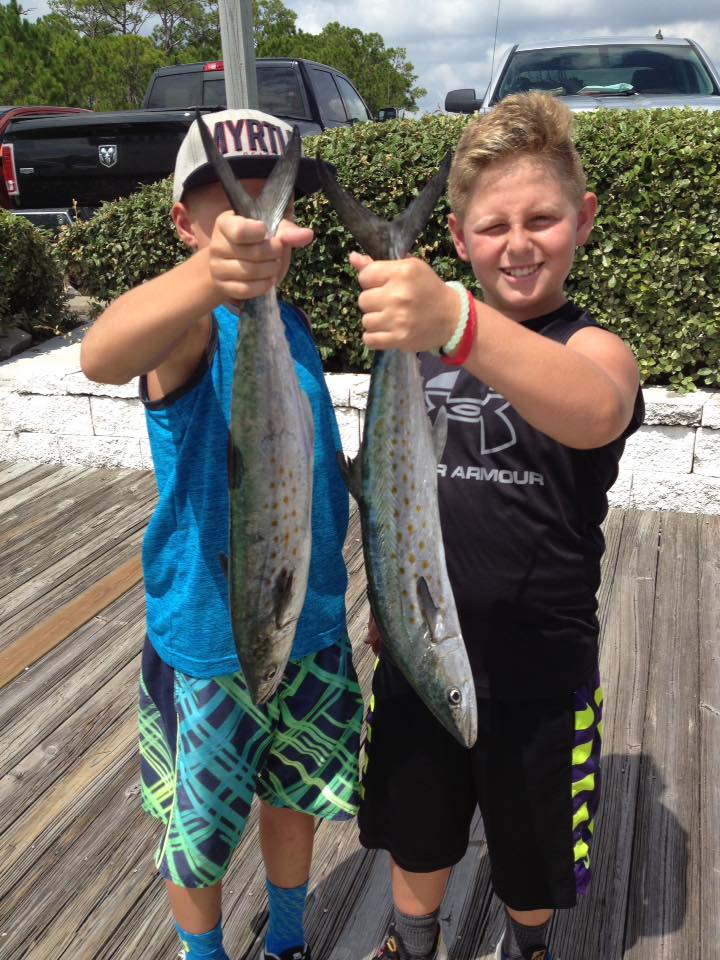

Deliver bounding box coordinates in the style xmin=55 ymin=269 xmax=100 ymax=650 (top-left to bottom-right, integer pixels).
xmin=425 ymin=371 xmax=517 ymax=455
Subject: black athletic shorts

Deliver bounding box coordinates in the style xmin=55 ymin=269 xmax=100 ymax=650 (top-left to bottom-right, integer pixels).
xmin=358 ymin=655 xmax=603 ymax=911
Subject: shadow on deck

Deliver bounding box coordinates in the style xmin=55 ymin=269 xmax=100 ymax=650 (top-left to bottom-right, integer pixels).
xmin=0 ymin=462 xmax=718 ymax=960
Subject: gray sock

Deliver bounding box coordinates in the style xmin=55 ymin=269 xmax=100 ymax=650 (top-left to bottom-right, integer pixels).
xmin=392 ymin=907 xmax=440 ymax=959
xmin=501 ymin=913 xmax=551 ymax=960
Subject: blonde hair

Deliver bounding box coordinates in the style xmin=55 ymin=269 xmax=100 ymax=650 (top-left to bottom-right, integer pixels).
xmin=448 ymin=92 xmax=587 ymax=220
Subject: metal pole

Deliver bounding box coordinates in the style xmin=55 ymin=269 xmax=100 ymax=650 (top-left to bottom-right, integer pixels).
xmin=218 ymin=0 xmax=258 ymax=109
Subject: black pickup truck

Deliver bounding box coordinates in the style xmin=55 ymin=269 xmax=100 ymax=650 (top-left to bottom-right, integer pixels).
xmin=0 ymin=58 xmax=373 ymax=227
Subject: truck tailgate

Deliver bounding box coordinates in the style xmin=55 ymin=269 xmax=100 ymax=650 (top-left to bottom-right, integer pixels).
xmin=6 ymin=110 xmax=195 ymax=209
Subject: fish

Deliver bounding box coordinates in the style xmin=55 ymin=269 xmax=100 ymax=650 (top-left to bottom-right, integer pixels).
xmin=197 ymin=112 xmax=314 ymax=704
xmin=316 ymin=155 xmax=478 ymax=748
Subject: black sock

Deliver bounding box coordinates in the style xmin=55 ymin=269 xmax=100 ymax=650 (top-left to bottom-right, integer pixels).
xmin=392 ymin=907 xmax=440 ymax=958
xmin=501 ymin=912 xmax=551 ymax=960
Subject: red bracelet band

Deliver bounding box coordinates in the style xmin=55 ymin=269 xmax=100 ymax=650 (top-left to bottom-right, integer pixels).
xmin=441 ymin=290 xmax=476 ymax=367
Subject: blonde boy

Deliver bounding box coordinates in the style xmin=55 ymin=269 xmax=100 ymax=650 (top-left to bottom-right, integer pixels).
xmin=353 ymin=92 xmax=643 ymax=960
xmin=81 ymin=110 xmax=363 ymax=960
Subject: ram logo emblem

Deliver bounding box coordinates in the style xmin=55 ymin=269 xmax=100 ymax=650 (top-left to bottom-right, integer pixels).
xmin=98 ymin=144 xmax=118 ymax=168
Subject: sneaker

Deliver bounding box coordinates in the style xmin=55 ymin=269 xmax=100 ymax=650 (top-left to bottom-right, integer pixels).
xmin=494 ymin=940 xmax=556 ymax=960
xmin=264 ymin=947 xmax=311 ymax=960
xmin=366 ymin=923 xmax=448 ymax=960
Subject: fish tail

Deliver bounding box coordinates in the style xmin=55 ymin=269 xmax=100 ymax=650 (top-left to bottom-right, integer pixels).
xmin=316 ymin=151 xmax=452 ymax=260
xmin=195 ymin=108 xmax=300 ymax=236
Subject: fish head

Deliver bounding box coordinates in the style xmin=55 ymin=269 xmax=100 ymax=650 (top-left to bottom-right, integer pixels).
xmin=242 ymin=621 xmax=297 ymax=704
xmin=416 ymin=624 xmax=478 ymax=749
xmin=440 ymin=670 xmax=478 ymax=749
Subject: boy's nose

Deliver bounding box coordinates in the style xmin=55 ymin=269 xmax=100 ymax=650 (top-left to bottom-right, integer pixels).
xmin=506 ymin=226 xmax=532 ymax=253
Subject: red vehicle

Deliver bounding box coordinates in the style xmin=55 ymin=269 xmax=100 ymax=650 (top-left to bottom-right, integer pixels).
xmin=0 ymin=105 xmax=91 ymax=214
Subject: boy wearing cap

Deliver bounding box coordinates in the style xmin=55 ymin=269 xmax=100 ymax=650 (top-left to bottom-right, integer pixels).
xmin=81 ymin=109 xmax=363 ymax=960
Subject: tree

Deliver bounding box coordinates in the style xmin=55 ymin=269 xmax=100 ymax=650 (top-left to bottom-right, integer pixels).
xmin=49 ymin=0 xmax=147 ymax=37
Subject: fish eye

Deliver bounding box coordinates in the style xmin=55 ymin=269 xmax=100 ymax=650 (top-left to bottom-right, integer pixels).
xmin=447 ymin=688 xmax=462 ymax=706
xmin=263 ymin=667 xmax=277 ymax=682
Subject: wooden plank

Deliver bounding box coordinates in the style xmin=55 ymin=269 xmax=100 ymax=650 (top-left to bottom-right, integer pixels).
xmin=551 ymin=510 xmax=660 ymax=960
xmin=0 ymin=463 xmax=74 ymax=516
xmin=0 ymin=488 xmax=154 ymax=646
xmin=624 ymin=512 xmax=700 ymax=960
xmin=0 ymin=653 xmax=142 ymax=834
xmin=0 ymin=584 xmax=144 ymax=777
xmin=0 ymin=553 xmax=143 ymax=688
xmin=0 ymin=467 xmax=152 ymax=581
xmin=699 ymin=515 xmax=720 ymax=958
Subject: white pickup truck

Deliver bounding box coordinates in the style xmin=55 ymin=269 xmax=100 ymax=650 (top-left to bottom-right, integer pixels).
xmin=445 ymin=35 xmax=720 ymax=114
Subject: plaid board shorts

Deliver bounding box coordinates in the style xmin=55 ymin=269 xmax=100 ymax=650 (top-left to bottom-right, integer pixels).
xmin=138 ymin=635 xmax=363 ymax=888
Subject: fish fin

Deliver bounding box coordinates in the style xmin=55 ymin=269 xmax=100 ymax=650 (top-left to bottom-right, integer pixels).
xmin=432 ymin=406 xmax=448 ymax=463
xmin=195 ymin=108 xmax=299 ymax=235
xmin=273 ymin=568 xmax=295 ymax=629
xmin=336 ymin=450 xmax=362 ymax=503
xmin=219 ymin=553 xmax=229 ymax=578
xmin=316 ymin=151 xmax=451 ymax=260
xmin=228 ymin=435 xmax=244 ymax=491
xmin=416 ymin=576 xmax=445 ymax=643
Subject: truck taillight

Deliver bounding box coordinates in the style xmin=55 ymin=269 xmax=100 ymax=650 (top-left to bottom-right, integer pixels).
xmin=203 ymin=61 xmax=224 ymax=72
xmin=1 ymin=143 xmax=19 ymax=196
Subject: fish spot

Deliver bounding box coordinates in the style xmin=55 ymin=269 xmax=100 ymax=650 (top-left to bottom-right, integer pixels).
xmin=409 ymin=553 xmax=417 ymax=564
xmin=416 ymin=505 xmax=422 ymax=513
xmin=399 ymin=566 xmax=405 ymax=576
xmin=419 ymin=541 xmax=425 ymax=550
xmin=283 ymin=496 xmax=289 ymax=504
xmin=422 ymin=560 xmax=429 ymax=571
xmin=407 ymin=523 xmax=415 ymax=534
xmin=271 ymin=520 xmax=278 ymax=527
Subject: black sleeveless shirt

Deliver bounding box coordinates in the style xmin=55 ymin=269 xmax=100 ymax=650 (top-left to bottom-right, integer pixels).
xmin=419 ymin=301 xmax=644 ymax=700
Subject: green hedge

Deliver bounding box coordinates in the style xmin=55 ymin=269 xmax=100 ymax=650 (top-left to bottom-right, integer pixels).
xmin=54 ymin=109 xmax=720 ymax=390
xmin=0 ymin=211 xmax=71 ymax=338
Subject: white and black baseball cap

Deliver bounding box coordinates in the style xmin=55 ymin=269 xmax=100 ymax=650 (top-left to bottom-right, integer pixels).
xmin=172 ymin=108 xmax=323 ymax=203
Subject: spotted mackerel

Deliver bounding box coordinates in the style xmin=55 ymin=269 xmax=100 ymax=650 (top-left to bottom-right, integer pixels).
xmin=317 ymin=157 xmax=477 ymax=748
xmin=198 ymin=114 xmax=314 ymax=704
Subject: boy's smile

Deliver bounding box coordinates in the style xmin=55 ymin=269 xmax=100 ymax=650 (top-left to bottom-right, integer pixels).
xmin=448 ymin=155 xmax=597 ymax=322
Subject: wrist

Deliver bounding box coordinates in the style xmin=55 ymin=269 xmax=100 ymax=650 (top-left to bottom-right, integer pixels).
xmin=439 ymin=283 xmax=477 ymax=368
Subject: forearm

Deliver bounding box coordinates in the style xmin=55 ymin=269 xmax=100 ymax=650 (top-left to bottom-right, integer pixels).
xmin=80 ymin=248 xmax=221 ymax=384
xmin=463 ymin=301 xmax=634 ymax=449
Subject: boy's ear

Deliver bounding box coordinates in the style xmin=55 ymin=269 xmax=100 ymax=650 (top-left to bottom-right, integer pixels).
xmin=576 ymin=192 xmax=598 ymax=247
xmin=448 ymin=212 xmax=471 ymax=262
xmin=172 ymin=201 xmax=197 ymax=249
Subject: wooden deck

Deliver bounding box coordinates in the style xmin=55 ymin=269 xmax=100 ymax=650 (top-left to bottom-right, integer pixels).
xmin=0 ymin=460 xmax=718 ymax=960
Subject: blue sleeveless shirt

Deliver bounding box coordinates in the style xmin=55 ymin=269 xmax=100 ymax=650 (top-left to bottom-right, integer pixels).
xmin=140 ymin=302 xmax=349 ymax=678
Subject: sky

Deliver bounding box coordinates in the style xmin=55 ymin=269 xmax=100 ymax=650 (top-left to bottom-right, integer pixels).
xmin=23 ymin=0 xmax=720 ymax=114
xmin=288 ymin=0 xmax=720 ymax=113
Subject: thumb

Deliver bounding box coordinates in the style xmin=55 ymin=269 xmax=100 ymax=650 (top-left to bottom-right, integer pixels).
xmin=349 ymin=250 xmax=374 ymax=273
xmin=277 ymin=222 xmax=314 ymax=249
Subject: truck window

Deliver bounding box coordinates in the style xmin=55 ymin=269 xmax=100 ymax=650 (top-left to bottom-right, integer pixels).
xmin=203 ymin=78 xmax=226 ymax=108
xmin=335 ymin=75 xmax=371 ymax=121
xmin=310 ymin=69 xmax=348 ymax=123
xmin=148 ymin=73 xmax=204 ymax=108
xmin=494 ymin=43 xmax=718 ymax=102
xmin=257 ymin=65 xmax=310 ymax=119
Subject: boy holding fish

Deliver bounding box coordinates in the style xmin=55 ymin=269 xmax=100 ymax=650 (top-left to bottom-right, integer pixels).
xmin=81 ymin=110 xmax=363 ymax=960
xmin=345 ymin=92 xmax=644 ymax=960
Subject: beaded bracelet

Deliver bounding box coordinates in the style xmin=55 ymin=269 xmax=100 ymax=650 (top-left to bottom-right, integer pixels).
xmin=430 ymin=281 xmax=469 ymax=357
xmin=441 ymin=288 xmax=476 ymax=367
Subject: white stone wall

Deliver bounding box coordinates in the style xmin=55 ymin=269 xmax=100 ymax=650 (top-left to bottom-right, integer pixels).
xmin=1 ymin=328 xmax=719 ymax=514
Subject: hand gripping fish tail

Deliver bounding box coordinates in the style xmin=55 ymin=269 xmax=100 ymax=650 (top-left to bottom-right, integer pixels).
xmin=198 ymin=110 xmax=314 ymax=705
xmin=317 ymin=154 xmax=478 ymax=749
